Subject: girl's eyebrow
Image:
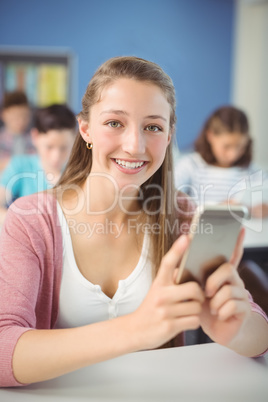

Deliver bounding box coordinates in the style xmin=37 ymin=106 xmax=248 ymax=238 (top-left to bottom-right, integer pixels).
xmin=100 ymin=109 xmax=128 ymax=116
xmin=146 ymin=114 xmax=167 ymax=122
xmin=100 ymin=109 xmax=167 ymax=122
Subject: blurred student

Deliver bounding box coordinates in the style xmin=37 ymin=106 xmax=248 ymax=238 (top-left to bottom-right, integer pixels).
xmin=175 ymin=105 xmax=268 ymax=337
xmin=0 ymin=91 xmax=35 ymax=171
xmin=0 ymin=104 xmax=76 ymax=225
xmin=174 ymin=106 xmax=268 ymax=218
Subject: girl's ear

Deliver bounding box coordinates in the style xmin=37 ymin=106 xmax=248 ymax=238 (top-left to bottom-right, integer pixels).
xmin=78 ymin=118 xmax=91 ymax=143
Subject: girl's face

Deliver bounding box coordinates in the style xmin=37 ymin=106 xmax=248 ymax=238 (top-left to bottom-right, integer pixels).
xmin=79 ymin=78 xmax=172 ymax=191
xmin=206 ymin=131 xmax=249 ymax=168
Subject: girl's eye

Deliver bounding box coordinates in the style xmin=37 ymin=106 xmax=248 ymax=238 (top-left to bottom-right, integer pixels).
xmin=145 ymin=125 xmax=162 ymax=132
xmin=107 ymin=121 xmax=122 ymax=128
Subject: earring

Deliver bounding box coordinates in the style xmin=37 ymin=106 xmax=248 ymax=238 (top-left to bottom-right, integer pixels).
xmin=86 ymin=142 xmax=93 ymax=150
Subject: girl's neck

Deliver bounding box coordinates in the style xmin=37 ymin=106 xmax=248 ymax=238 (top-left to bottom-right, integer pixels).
xmin=80 ymin=175 xmax=142 ymax=223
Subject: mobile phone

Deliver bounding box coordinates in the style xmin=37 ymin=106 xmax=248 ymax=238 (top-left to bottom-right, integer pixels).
xmin=175 ymin=205 xmax=248 ymax=288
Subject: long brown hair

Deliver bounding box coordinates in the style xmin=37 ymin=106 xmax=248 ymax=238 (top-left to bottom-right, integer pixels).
xmin=57 ymin=56 xmax=192 ymax=274
xmin=194 ymin=105 xmax=252 ymax=167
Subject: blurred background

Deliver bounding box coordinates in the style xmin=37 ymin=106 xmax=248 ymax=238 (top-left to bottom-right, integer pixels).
xmin=0 ymin=0 xmax=267 ymax=167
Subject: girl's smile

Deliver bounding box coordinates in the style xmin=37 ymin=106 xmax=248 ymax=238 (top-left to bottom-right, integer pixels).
xmin=111 ymin=158 xmax=149 ymax=174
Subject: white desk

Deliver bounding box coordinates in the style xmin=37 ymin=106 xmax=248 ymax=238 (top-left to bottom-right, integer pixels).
xmin=1 ymin=343 xmax=267 ymax=402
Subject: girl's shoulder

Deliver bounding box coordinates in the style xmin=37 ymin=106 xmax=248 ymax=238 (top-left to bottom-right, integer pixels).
xmin=0 ymin=190 xmax=62 ymax=265
xmin=10 ymin=190 xmax=57 ymax=212
xmin=7 ymin=191 xmax=59 ymax=233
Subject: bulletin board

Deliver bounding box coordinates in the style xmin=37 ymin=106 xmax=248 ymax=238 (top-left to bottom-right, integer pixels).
xmin=0 ymin=47 xmax=76 ymax=109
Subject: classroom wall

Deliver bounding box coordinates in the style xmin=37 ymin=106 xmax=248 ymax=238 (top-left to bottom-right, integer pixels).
xmin=232 ymin=0 xmax=268 ymax=169
xmin=0 ymin=0 xmax=235 ymax=150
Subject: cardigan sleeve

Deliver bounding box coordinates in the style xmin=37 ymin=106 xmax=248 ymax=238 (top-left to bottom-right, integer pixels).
xmin=0 ymin=193 xmax=61 ymax=387
xmin=247 ymin=291 xmax=268 ymax=357
xmin=0 ymin=205 xmax=43 ymax=386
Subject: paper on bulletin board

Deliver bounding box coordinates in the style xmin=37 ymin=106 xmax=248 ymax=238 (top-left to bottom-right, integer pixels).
xmin=3 ymin=62 xmax=68 ymax=107
xmin=37 ymin=64 xmax=68 ymax=107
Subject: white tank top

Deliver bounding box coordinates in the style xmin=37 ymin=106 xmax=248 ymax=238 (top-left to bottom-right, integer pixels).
xmin=55 ymin=202 xmax=153 ymax=329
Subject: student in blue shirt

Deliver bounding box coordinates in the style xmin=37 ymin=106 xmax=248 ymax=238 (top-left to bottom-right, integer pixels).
xmin=0 ymin=104 xmax=76 ymax=225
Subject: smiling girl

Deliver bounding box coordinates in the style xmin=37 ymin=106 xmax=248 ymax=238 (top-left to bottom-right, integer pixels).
xmin=0 ymin=57 xmax=267 ymax=387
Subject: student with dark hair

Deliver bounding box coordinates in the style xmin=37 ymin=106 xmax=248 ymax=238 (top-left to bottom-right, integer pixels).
xmin=0 ymin=104 xmax=76 ymax=225
xmin=0 ymin=91 xmax=34 ymax=171
xmin=174 ymin=106 xmax=268 ymax=217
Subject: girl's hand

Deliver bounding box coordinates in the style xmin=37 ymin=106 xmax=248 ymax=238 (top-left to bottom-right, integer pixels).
xmin=131 ymin=235 xmax=205 ymax=350
xmin=200 ymin=228 xmax=252 ymax=346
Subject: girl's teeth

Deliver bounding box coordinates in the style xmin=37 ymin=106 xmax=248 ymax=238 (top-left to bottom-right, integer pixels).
xmin=115 ymin=159 xmax=144 ymax=169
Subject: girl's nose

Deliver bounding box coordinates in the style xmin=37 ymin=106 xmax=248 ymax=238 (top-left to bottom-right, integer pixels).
xmin=122 ymin=127 xmax=146 ymax=155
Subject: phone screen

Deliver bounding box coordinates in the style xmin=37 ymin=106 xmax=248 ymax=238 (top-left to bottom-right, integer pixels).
xmin=176 ymin=205 xmax=248 ymax=288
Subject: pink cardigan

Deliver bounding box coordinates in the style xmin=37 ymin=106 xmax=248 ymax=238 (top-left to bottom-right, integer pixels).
xmin=0 ymin=193 xmax=62 ymax=387
xmin=0 ymin=193 xmax=267 ymax=387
